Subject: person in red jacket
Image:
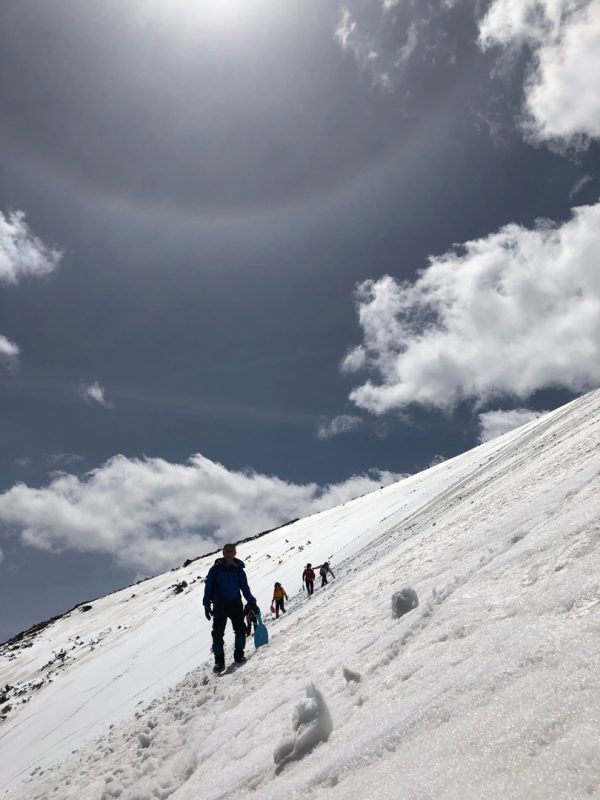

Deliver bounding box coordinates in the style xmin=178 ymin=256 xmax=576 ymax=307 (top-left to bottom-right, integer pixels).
xmin=302 ymin=563 xmax=315 ymax=595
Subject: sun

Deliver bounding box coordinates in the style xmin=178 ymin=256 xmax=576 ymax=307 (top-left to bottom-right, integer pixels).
xmin=143 ymin=0 xmax=270 ymax=32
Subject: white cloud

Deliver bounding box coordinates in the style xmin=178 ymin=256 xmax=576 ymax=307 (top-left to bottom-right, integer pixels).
xmin=0 ymin=454 xmax=404 ymax=572
xmin=479 ymin=0 xmax=600 ymax=147
xmin=317 ymin=415 xmax=364 ymax=439
xmin=0 ymin=210 xmax=62 ymax=285
xmin=0 ymin=335 xmax=20 ymax=370
xmin=80 ymin=381 xmax=111 ymax=407
xmin=478 ymin=408 xmax=548 ymax=443
xmin=0 ymin=209 xmax=62 ymax=369
xmin=335 ymin=7 xmax=356 ymax=49
xmin=428 ymin=454 xmax=447 ymax=467
xmin=343 ymin=201 xmax=600 ymax=414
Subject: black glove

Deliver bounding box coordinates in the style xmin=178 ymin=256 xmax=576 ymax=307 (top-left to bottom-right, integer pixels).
xmin=204 ymin=605 xmax=212 ymax=621
xmin=250 ymin=603 xmax=259 ymax=615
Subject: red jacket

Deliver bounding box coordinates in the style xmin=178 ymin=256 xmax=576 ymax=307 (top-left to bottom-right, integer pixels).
xmin=302 ymin=568 xmax=315 ymax=582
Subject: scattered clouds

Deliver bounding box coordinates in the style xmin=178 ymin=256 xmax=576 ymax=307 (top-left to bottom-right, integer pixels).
xmin=317 ymin=414 xmax=364 ymax=439
xmin=0 ymin=454 xmax=404 ymax=572
xmin=80 ymin=381 xmax=111 ymax=408
xmin=0 ymin=209 xmax=62 ymax=285
xmin=334 ymin=3 xmax=439 ymax=92
xmin=335 ymin=6 xmax=392 ymax=91
xmin=343 ymin=201 xmax=600 ymax=414
xmin=478 ymin=408 xmax=548 ymax=443
xmin=479 ymin=0 xmax=600 ymax=147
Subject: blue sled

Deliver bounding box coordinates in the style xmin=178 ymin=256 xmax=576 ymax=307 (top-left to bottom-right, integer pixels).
xmin=253 ymin=610 xmax=269 ymax=649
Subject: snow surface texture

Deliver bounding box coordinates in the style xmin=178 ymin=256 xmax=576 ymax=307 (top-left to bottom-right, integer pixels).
xmin=1 ymin=390 xmax=600 ymax=799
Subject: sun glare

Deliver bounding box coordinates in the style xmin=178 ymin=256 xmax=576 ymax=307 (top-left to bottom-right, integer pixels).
xmin=145 ymin=0 xmax=270 ymax=33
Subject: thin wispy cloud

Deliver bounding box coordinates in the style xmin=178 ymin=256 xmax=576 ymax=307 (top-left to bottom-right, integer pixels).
xmin=343 ymin=202 xmax=600 ymax=414
xmin=317 ymin=414 xmax=364 ymax=439
xmin=46 ymin=452 xmax=86 ymax=469
xmin=479 ymin=0 xmax=600 ymax=148
xmin=80 ymin=381 xmax=111 ymax=408
xmin=0 ymin=209 xmax=62 ymax=285
xmin=569 ymin=174 xmax=593 ymax=201
xmin=478 ymin=408 xmax=548 ymax=443
xmin=0 ymin=454 xmax=404 ymax=572
xmin=334 ymin=3 xmax=430 ymax=92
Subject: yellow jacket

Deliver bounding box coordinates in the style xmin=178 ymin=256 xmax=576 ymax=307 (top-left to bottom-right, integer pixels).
xmin=272 ymin=586 xmax=288 ymax=600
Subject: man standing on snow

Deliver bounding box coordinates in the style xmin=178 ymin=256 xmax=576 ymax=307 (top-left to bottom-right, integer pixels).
xmin=203 ymin=543 xmax=259 ymax=672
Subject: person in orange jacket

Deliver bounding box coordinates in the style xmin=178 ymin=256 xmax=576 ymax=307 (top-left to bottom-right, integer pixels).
xmin=272 ymin=582 xmax=288 ymax=618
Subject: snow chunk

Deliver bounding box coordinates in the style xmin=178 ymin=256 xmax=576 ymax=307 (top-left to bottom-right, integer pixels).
xmin=273 ymin=683 xmax=333 ymax=773
xmin=391 ymin=587 xmax=419 ymax=619
xmin=342 ymin=666 xmax=361 ymax=683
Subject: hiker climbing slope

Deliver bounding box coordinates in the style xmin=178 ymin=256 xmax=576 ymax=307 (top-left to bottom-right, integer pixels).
xmin=203 ymin=543 xmax=259 ymax=672
xmin=302 ymin=563 xmax=315 ymax=595
xmin=272 ymin=582 xmax=288 ymax=618
xmin=319 ymin=561 xmax=335 ymax=587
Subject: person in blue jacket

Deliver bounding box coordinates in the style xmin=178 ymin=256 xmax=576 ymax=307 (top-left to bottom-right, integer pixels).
xmin=203 ymin=543 xmax=258 ymax=672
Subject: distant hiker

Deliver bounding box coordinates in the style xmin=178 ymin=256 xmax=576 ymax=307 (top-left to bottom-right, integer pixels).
xmin=319 ymin=562 xmax=335 ymax=587
xmin=272 ymin=582 xmax=288 ymax=618
xmin=302 ymin=563 xmax=315 ymax=595
xmin=203 ymin=543 xmax=258 ymax=672
xmin=244 ymin=605 xmax=258 ymax=638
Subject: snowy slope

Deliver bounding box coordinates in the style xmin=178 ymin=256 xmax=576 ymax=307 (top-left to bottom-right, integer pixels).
xmin=1 ymin=389 xmax=599 ymax=799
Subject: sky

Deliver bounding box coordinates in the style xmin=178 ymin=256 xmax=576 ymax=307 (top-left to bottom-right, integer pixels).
xmin=1 ymin=0 xmax=599 ymax=642
xmin=1 ymin=388 xmax=598 ymax=798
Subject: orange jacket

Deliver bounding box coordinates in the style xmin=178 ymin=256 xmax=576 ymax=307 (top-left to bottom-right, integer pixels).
xmin=272 ymin=586 xmax=288 ymax=600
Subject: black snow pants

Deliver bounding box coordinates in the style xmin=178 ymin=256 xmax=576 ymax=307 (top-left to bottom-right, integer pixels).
xmin=275 ymin=598 xmax=286 ymax=617
xmin=211 ymin=598 xmax=246 ymax=662
xmin=305 ymin=580 xmax=314 ymax=595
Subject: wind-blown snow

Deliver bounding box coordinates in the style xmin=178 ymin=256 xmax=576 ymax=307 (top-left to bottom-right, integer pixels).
xmin=1 ymin=390 xmax=599 ymax=799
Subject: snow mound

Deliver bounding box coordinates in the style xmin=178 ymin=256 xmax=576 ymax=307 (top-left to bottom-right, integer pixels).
xmin=274 ymin=683 xmax=333 ymax=773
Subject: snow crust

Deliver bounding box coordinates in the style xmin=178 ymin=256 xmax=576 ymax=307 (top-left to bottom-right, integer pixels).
xmin=1 ymin=389 xmax=599 ymax=799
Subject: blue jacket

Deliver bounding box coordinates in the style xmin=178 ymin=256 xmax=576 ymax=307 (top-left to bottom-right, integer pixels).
xmin=203 ymin=557 xmax=256 ymax=608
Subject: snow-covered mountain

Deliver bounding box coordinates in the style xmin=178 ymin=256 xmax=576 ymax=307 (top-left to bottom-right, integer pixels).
xmin=1 ymin=390 xmax=599 ymax=800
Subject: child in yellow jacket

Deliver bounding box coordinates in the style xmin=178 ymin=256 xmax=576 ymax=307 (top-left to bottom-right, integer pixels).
xmin=272 ymin=582 xmax=288 ymax=618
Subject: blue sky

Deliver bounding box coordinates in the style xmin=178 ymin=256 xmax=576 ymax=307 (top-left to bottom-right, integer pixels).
xmin=1 ymin=0 xmax=599 ymax=641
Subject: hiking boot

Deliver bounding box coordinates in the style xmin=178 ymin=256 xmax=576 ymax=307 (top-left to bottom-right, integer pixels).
xmin=213 ymin=661 xmax=225 ymax=673
xmin=233 ymin=651 xmax=247 ymax=665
